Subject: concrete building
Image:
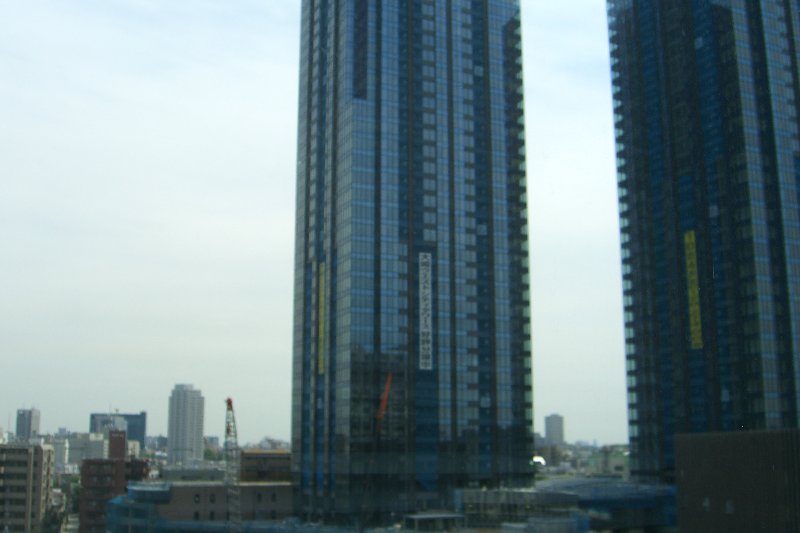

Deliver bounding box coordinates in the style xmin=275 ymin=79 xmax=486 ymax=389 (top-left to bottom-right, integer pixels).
xmin=15 ymin=408 xmax=40 ymax=442
xmin=50 ymin=437 xmax=69 ymax=473
xmin=68 ymin=433 xmax=108 ymax=465
xmin=0 ymin=443 xmax=55 ymax=532
xmin=545 ymin=414 xmax=565 ymax=446
xmin=168 ymin=384 xmax=204 ymax=466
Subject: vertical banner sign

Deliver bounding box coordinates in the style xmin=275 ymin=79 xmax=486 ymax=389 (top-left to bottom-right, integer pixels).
xmin=684 ymin=231 xmax=703 ymax=349
xmin=419 ymin=253 xmax=433 ymax=370
xmin=318 ymin=262 xmax=326 ymax=374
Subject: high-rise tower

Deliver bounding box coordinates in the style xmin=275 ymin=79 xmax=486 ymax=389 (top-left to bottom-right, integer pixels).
xmin=292 ymin=0 xmax=533 ymax=522
xmin=167 ymin=384 xmax=204 ymax=466
xmin=608 ymin=0 xmax=800 ymax=482
xmin=15 ymin=408 xmax=40 ymax=442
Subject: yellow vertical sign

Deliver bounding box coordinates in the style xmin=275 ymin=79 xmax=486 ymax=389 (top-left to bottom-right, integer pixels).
xmin=684 ymin=231 xmax=703 ymax=349
xmin=317 ymin=262 xmax=326 ymax=375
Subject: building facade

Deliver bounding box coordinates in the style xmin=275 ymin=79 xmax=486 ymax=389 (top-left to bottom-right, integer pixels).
xmin=292 ymin=0 xmax=533 ymax=522
xmin=608 ymin=0 xmax=800 ymax=482
xmin=15 ymin=409 xmax=40 ymax=442
xmin=168 ymin=385 xmax=205 ymax=466
xmin=0 ymin=443 xmax=54 ymax=532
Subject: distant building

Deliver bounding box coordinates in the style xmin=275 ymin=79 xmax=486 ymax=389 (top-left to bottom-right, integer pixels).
xmin=0 ymin=443 xmax=55 ymax=532
xmin=676 ymin=429 xmax=800 ymax=532
xmin=50 ymin=436 xmax=70 ymax=473
xmin=583 ymin=445 xmax=629 ymax=480
xmin=68 ymin=433 xmax=108 ymax=464
xmin=204 ymin=435 xmax=220 ymax=451
xmin=79 ymin=431 xmax=149 ymax=533
xmin=147 ymin=435 xmax=168 ymax=452
xmin=15 ymin=408 xmax=40 ymax=442
xmin=167 ymin=384 xmax=204 ymax=466
xmin=545 ymin=414 xmax=565 ymax=446
xmin=90 ymin=412 xmax=147 ymax=450
xmin=106 ymin=481 xmax=293 ymax=531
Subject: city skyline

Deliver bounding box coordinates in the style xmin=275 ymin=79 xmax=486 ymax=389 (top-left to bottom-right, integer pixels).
xmin=0 ymin=2 xmax=624 ymax=445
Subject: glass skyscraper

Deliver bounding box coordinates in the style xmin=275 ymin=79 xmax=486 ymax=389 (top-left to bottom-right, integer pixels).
xmin=608 ymin=0 xmax=800 ymax=482
xmin=291 ymin=0 xmax=533 ymax=522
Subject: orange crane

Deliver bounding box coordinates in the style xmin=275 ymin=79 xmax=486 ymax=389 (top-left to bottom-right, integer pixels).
xmin=224 ymin=398 xmax=242 ymax=533
xmin=375 ymin=372 xmax=393 ymax=426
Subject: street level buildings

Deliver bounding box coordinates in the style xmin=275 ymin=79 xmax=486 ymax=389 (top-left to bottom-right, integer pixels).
xmin=292 ymin=0 xmax=533 ymax=522
xmin=0 ymin=443 xmax=54 ymax=532
xmin=168 ymin=384 xmax=205 ymax=466
xmin=608 ymin=0 xmax=800 ymax=482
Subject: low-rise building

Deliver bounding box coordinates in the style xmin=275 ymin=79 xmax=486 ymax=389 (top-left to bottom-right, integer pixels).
xmin=456 ymin=488 xmax=578 ymax=528
xmin=106 ymin=480 xmax=293 ymax=531
xmin=0 ymin=443 xmax=55 ymax=532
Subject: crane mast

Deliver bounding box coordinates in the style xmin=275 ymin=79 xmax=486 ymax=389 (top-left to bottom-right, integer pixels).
xmin=224 ymin=398 xmax=242 ymax=533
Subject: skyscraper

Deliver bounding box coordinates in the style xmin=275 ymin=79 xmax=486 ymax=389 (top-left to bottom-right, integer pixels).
xmin=292 ymin=0 xmax=533 ymax=522
xmin=608 ymin=0 xmax=800 ymax=482
xmin=16 ymin=408 xmax=40 ymax=442
xmin=167 ymin=384 xmax=204 ymax=465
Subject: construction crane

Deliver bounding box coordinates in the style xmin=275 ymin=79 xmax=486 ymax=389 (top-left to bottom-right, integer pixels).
xmin=361 ymin=372 xmax=393 ymax=530
xmin=224 ymin=398 xmax=242 ymax=533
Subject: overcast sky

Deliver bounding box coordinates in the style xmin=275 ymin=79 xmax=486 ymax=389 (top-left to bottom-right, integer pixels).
xmin=0 ymin=1 xmax=624 ymax=446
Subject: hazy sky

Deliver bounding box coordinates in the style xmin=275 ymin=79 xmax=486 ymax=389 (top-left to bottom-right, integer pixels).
xmin=0 ymin=1 xmax=624 ymax=445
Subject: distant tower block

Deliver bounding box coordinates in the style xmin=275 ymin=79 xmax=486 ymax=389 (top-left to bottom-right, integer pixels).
xmin=167 ymin=384 xmax=204 ymax=465
xmin=545 ymin=414 xmax=565 ymax=446
xmin=16 ymin=408 xmax=40 ymax=442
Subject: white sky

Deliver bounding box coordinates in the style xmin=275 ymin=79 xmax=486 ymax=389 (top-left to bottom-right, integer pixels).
xmin=0 ymin=1 xmax=625 ymax=446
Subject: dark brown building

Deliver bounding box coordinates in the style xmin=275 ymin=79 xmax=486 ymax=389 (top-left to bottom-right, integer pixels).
xmin=676 ymin=430 xmax=800 ymax=532
xmin=79 ymin=432 xmax=148 ymax=533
